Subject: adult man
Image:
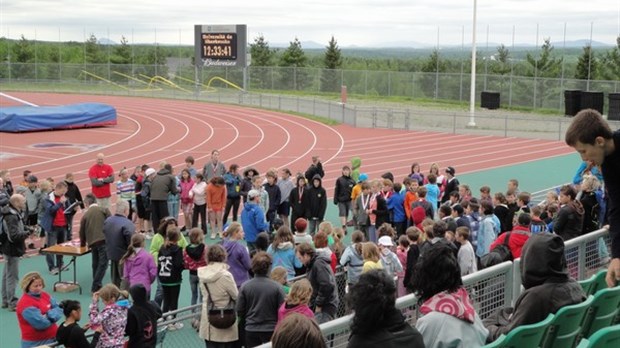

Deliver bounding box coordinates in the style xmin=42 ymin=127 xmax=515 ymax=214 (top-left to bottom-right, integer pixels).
xmin=0 ymin=178 xmax=9 ymax=207
xmin=304 ymin=156 xmax=325 ymax=183
xmin=79 ymin=193 xmax=111 ymax=293
xmin=296 ymin=242 xmax=339 ymax=323
xmin=565 ymin=108 xmax=620 ymax=287
xmin=483 ymin=233 xmax=585 ymax=342
xmin=241 ymin=190 xmax=269 ymax=252
xmin=441 ymin=166 xmax=459 ymax=204
xmin=203 ymin=149 xmax=226 ymax=181
xmin=103 ymin=200 xmax=135 ymax=287
xmin=150 ymin=162 xmax=178 ymax=232
xmin=42 ymin=181 xmax=70 ymax=274
xmin=88 ymin=153 xmax=115 ymax=209
xmin=236 ymin=252 xmax=285 ymax=347
xmin=1 ymin=195 xmax=30 ymax=311
xmin=334 ymin=165 xmax=355 ymax=232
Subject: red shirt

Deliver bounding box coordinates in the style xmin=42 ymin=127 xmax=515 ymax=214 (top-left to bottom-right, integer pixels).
xmin=52 ymin=194 xmax=67 ymax=227
xmin=89 ymin=163 xmax=114 ymax=198
xmin=17 ymin=291 xmax=58 ymax=342
xmin=490 ymin=226 xmax=531 ymax=259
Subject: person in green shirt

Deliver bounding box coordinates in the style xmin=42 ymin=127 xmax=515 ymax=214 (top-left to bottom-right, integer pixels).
xmin=149 ymin=216 xmax=187 ymax=306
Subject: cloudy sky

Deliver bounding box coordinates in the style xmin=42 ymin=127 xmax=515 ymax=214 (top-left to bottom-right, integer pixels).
xmin=1 ymin=0 xmax=619 ymax=47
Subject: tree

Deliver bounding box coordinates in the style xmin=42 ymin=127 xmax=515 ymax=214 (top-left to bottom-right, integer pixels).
xmin=491 ymin=44 xmax=511 ymax=75
xmin=250 ymin=34 xmax=274 ymax=66
xmin=12 ymin=35 xmax=34 ymax=78
xmin=141 ymin=44 xmax=168 ymax=77
xmin=321 ymin=35 xmax=343 ymax=92
xmin=525 ymin=38 xmax=562 ymax=78
xmin=111 ymin=35 xmax=131 ymax=64
xmin=600 ymin=36 xmax=620 ymax=80
xmin=85 ymin=34 xmax=104 ymax=64
xmin=575 ymin=45 xmax=598 ymax=80
xmin=279 ymin=37 xmax=308 ymax=90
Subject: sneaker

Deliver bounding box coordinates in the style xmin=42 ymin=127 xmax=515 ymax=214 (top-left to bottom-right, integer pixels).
xmin=8 ymin=306 xmax=16 ymax=312
xmin=210 ymin=232 xmax=216 ymax=239
xmin=167 ymin=324 xmax=177 ymax=331
xmin=174 ymin=322 xmax=184 ymax=330
xmin=191 ymin=318 xmax=200 ymax=329
xmin=1 ymin=303 xmax=8 ymax=309
xmin=145 ymin=231 xmax=154 ymax=240
xmin=50 ymin=268 xmax=59 ymax=275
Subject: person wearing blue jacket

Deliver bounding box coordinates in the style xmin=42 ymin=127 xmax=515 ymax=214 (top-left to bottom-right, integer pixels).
xmin=241 ymin=190 xmax=269 ymax=252
xmin=267 ymin=227 xmax=303 ymax=279
xmin=387 ymin=183 xmax=407 ymax=236
xmin=223 ymin=164 xmax=243 ymax=223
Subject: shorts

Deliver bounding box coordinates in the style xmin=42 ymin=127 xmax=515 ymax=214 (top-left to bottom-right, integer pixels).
xmin=277 ymin=201 xmax=290 ymax=216
xmin=338 ymin=201 xmax=352 ymax=217
xmin=181 ymin=202 xmax=193 ymax=215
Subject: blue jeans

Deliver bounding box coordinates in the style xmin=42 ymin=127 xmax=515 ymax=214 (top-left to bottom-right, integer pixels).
xmin=46 ymin=226 xmax=66 ymax=270
xmin=168 ymin=195 xmax=180 ymax=221
xmin=308 ymin=218 xmax=323 ymax=236
xmin=91 ymin=244 xmax=108 ymax=293
xmin=368 ymin=226 xmax=377 ymax=244
xmin=189 ymin=273 xmax=202 ymax=307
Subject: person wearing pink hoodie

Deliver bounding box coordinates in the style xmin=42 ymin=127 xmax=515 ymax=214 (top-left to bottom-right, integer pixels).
xmin=277 ymin=279 xmax=314 ymax=324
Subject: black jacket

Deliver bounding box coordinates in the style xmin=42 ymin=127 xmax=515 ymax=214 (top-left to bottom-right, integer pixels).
xmin=263 ymin=183 xmax=281 ymax=212
xmin=289 ymin=185 xmax=310 ymax=219
xmin=372 ymin=195 xmax=389 ymax=227
xmin=334 ymin=175 xmax=355 ymax=204
xmin=56 ymin=322 xmax=100 ymax=348
xmin=348 ymin=308 xmax=424 ymax=348
xmin=602 ymin=130 xmax=620 ymax=259
xmin=158 ymin=244 xmax=184 ymax=284
xmin=484 ymin=233 xmax=586 ymax=342
xmin=494 ymin=205 xmax=513 ymax=233
xmin=0 ymin=203 xmax=29 ymax=257
xmin=307 ymin=253 xmax=339 ymax=317
xmin=442 ymin=177 xmax=460 ymax=203
xmin=305 ymin=162 xmax=324 ymax=183
xmin=126 ymin=284 xmax=162 ymax=348
xmin=64 ymin=181 xmax=85 ymax=209
xmin=553 ymin=201 xmax=585 ymax=241
xmin=307 ymin=175 xmax=327 ymax=220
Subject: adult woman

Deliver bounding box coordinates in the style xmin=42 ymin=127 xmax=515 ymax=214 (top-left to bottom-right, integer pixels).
xmin=179 ymin=168 xmax=195 ymax=231
xmin=56 ymin=299 xmax=102 ymax=348
xmin=16 ymin=272 xmax=62 ymax=348
xmin=411 ymin=244 xmax=488 ymax=348
xmin=198 ymin=244 xmax=239 ymax=348
xmin=190 ymin=173 xmax=208 ymax=234
xmin=267 ymin=226 xmax=303 ymax=279
xmin=223 ymin=164 xmax=243 ymax=223
xmin=347 ymin=270 xmax=424 ymax=348
xmin=221 ymin=222 xmax=252 ymax=288
xmin=206 ymin=176 xmax=227 ymax=239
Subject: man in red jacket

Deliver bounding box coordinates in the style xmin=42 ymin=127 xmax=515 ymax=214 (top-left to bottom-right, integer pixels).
xmin=88 ymin=153 xmax=114 ymax=209
xmin=490 ymin=213 xmax=532 ymax=260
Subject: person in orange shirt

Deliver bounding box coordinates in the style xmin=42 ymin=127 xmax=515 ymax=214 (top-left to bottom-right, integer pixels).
xmin=206 ymin=177 xmax=227 ymax=239
xmin=403 ymin=177 xmax=419 ymax=224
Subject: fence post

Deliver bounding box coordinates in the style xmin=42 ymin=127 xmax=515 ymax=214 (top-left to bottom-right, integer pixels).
xmin=452 ymin=113 xmax=456 ymax=134
xmin=406 ymin=109 xmax=410 ymax=130
xmin=504 ymin=115 xmax=508 ymax=137
xmin=342 ymin=103 xmax=345 ymax=123
xmin=372 ymin=107 xmax=377 ymax=128
xmin=387 ymin=110 xmax=393 ymax=129
xmin=578 ymin=241 xmax=586 ymax=280
xmin=328 ymin=102 xmax=332 ymax=120
xmin=278 ymin=95 xmax=281 ymax=110
xmin=512 ymin=259 xmax=522 ymax=306
xmin=505 ymin=262 xmax=514 ymax=308
xmin=312 ymin=98 xmax=316 ymax=116
xmin=353 ymin=105 xmax=357 ymax=127
xmin=558 ymin=118 xmax=562 ymax=141
xmin=259 ymin=93 xmax=262 ymax=108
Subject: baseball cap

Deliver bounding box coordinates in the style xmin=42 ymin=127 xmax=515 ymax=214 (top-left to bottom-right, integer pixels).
xmin=378 ymin=236 xmax=394 ymax=247
xmin=145 ymin=168 xmax=156 ymax=177
xmin=358 ymin=173 xmax=368 ymax=182
xmin=248 ymin=189 xmax=260 ymax=199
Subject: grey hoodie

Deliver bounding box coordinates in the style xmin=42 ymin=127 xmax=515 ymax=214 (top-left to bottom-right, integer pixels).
xmin=307 ymin=253 xmax=339 ymax=317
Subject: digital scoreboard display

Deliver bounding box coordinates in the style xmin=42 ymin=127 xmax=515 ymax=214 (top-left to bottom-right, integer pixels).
xmin=201 ymin=33 xmax=237 ymax=60
xmin=195 ymin=24 xmax=247 ymax=67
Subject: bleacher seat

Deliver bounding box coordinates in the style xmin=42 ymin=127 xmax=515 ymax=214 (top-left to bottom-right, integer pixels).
xmin=579 ymin=274 xmax=598 ymax=296
xmin=581 ymin=286 xmax=620 ymax=338
xmin=542 ymin=295 xmax=594 ymax=348
xmin=576 ymin=324 xmax=620 ymax=348
xmin=591 ymin=270 xmax=610 ymax=296
xmin=483 ymin=313 xmax=554 ymax=348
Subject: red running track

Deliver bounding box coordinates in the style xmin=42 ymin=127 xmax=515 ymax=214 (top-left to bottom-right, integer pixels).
xmin=1 ymin=92 xmax=574 ymax=199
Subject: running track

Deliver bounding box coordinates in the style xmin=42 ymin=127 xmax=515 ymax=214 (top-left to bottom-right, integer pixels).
xmin=1 ymin=92 xmax=574 ymax=202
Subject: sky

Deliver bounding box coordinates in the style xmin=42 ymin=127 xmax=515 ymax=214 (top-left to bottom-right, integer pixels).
xmin=1 ymin=0 xmax=619 ymax=47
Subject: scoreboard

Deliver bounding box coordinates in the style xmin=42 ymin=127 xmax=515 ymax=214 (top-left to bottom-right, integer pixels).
xmin=195 ymin=24 xmax=247 ymax=67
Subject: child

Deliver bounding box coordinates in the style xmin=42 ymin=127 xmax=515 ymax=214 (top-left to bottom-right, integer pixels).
xmin=396 ymin=235 xmax=409 ymax=297
xmin=57 ymin=299 xmax=102 ymax=348
xmin=456 ymin=227 xmax=477 ymax=276
xmin=158 ymin=228 xmax=185 ymax=330
xmin=270 ymin=266 xmax=290 ymax=294
xmin=314 ymin=231 xmax=337 ymax=273
xmin=252 ymin=175 xmax=270 ymax=220
xmin=183 ymin=228 xmax=208 ymax=329
xmin=330 ymin=227 xmax=346 ymax=260
xmin=293 ymin=218 xmax=313 ymax=246
xmin=445 ymin=230 xmax=456 ymax=243
xmin=267 ymin=226 xmax=303 ymax=279
xmin=263 ymin=170 xmax=282 ymax=231
xmin=403 ymin=227 xmax=421 ymax=293
xmin=206 ymin=176 xmax=227 ymax=239
xmin=179 ymin=169 xmax=195 ymax=232
xmin=362 ymin=242 xmax=383 ymax=273
xmin=403 ymin=178 xmax=418 ymax=224
xmin=126 ymin=284 xmax=163 ymax=347
xmin=513 ymin=192 xmax=532 ymax=225
xmin=529 ymin=206 xmax=548 ymax=234
xmin=410 ymin=187 xmax=434 ymax=230
xmin=368 ymin=180 xmax=388 ymax=243
xmin=377 ymin=236 xmax=403 ymax=281
xmin=307 ymin=175 xmax=327 ymax=235
xmin=387 ymin=182 xmax=407 ymax=236
xmin=340 ymin=231 xmax=365 ymax=287
xmin=121 ymin=233 xmax=157 ymax=297
xmin=89 ymin=284 xmax=130 ymax=348
xmin=277 ymin=278 xmax=314 ymax=324
xmin=354 ymin=182 xmax=371 ymax=240
xmin=424 ymin=174 xmax=440 ymax=216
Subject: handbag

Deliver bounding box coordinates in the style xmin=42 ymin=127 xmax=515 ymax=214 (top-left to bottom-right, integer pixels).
xmin=204 ymin=282 xmax=236 ymax=329
xmin=480 ymin=232 xmax=512 ymax=269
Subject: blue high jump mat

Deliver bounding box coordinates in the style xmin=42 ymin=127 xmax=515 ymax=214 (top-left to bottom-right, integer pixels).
xmin=0 ymin=103 xmax=117 ymax=132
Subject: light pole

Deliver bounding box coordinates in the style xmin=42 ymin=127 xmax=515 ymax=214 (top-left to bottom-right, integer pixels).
xmin=468 ymin=0 xmax=478 ymax=127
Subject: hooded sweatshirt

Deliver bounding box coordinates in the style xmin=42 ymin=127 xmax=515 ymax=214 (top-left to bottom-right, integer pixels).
xmin=123 ymin=248 xmax=158 ymax=293
xmin=125 ymin=284 xmax=162 ymax=348
xmin=89 ymin=299 xmax=130 ymax=348
xmin=240 ymin=202 xmax=269 ymax=243
xmin=350 ymin=157 xmax=362 ymax=183
xmin=157 ymin=243 xmax=184 ymax=285
xmin=348 ymin=308 xmax=424 ymax=348
xmin=277 ymin=302 xmax=314 ymax=324
xmin=307 ymin=175 xmax=327 ymax=220
xmin=416 ymin=287 xmax=488 ymax=348
xmin=150 ymin=168 xmax=178 ymax=201
xmin=221 ymin=238 xmax=252 ymax=288
xmin=484 ymin=233 xmax=586 ymax=342
xmin=267 ymin=241 xmax=303 ymax=279
xmin=183 ymin=243 xmax=208 ymax=275
xmin=553 ymin=200 xmax=585 ymax=241
xmin=340 ymin=244 xmax=365 ymax=285
xmin=307 ymin=253 xmax=339 ymax=317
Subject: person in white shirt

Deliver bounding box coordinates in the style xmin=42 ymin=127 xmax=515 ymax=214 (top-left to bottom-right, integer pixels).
xmin=456 ymin=227 xmax=477 ymax=276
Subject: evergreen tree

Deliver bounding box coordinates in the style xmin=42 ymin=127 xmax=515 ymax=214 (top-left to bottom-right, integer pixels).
xmin=525 ymin=38 xmax=562 ymax=78
xmin=250 ymin=34 xmax=274 ymax=66
xmin=279 ymin=37 xmax=308 ymax=90
xmin=575 ymin=44 xmax=597 ymax=80
xmin=600 ymin=36 xmax=620 ymax=80
xmin=85 ymin=34 xmax=104 ymax=64
xmin=142 ymin=44 xmax=168 ymax=77
xmin=491 ymin=44 xmax=511 ymax=75
xmin=111 ymin=36 xmax=131 ymax=64
xmin=12 ymin=35 xmax=34 ymax=78
xmin=321 ymin=35 xmax=343 ymax=92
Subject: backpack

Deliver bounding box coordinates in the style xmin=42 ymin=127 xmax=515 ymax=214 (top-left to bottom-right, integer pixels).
xmin=480 ymin=232 xmax=512 ymax=269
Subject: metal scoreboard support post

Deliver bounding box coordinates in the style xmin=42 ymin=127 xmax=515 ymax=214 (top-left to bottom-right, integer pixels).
xmin=194 ymin=24 xmax=248 ymax=92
